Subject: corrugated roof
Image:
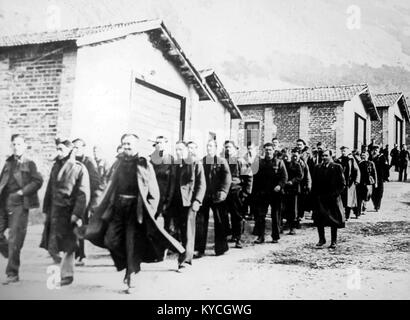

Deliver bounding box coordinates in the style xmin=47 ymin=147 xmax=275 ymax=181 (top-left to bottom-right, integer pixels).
xmin=373 ymin=92 xmax=403 ymax=107
xmin=231 ymin=84 xmax=368 ymax=105
xmin=0 ymin=20 xmax=156 ymax=47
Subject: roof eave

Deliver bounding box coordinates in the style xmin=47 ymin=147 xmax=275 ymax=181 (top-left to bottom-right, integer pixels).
xmin=358 ymin=87 xmax=380 ymax=121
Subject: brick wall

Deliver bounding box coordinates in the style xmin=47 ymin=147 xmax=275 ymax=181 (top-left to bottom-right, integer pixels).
xmin=273 ymin=105 xmax=300 ymax=149
xmin=308 ymin=102 xmax=340 ymax=150
xmin=0 ymin=43 xmax=77 ymax=179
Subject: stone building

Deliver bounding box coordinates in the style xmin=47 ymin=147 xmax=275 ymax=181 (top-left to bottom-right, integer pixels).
xmin=230 ymin=84 xmax=379 ymax=156
xmin=0 ymin=19 xmax=240 ymax=177
xmin=371 ymin=92 xmax=409 ymax=149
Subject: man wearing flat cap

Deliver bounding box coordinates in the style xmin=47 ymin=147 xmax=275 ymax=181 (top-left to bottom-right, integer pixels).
xmin=149 ymin=136 xmax=175 ymax=236
xmin=223 ymin=140 xmax=253 ymax=248
xmin=40 ymin=138 xmax=90 ymax=286
xmin=0 ymin=134 xmax=43 ymax=284
xmin=336 ymin=146 xmax=360 ymax=220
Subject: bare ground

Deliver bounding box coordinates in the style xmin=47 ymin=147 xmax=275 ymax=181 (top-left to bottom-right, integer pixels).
xmin=0 ymin=174 xmax=409 ymax=300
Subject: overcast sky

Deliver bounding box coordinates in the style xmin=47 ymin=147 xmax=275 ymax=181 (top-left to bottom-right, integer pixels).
xmin=0 ymin=0 xmax=409 ymax=95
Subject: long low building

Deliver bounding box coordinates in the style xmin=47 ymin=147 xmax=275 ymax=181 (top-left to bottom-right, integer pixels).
xmin=0 ymin=19 xmax=241 ymax=176
xmin=230 ymin=84 xmax=381 ymax=155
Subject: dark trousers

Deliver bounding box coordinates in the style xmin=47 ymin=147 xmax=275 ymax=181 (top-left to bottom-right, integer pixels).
xmin=226 ymin=189 xmax=245 ymax=240
xmin=75 ymin=209 xmax=89 ymax=261
xmin=0 ymin=202 xmax=29 ymax=277
xmin=254 ymin=193 xmax=281 ymax=240
xmin=104 ymin=198 xmax=147 ymax=277
xmin=195 ymin=201 xmax=229 ymax=255
xmin=174 ymin=206 xmax=196 ymax=265
xmin=283 ymin=194 xmax=298 ymax=229
xmin=317 ymin=225 xmax=337 ymax=243
xmin=399 ymin=164 xmax=408 ymax=181
xmin=371 ymin=182 xmax=384 ymax=210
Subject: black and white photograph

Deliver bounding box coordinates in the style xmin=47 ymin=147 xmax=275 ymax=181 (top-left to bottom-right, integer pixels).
xmin=0 ymin=0 xmax=409 ymax=304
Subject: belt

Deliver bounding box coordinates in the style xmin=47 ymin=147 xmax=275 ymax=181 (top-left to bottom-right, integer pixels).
xmin=117 ymin=194 xmax=137 ymax=199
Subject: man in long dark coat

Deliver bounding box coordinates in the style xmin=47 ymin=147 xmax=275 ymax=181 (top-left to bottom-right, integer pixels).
xmin=295 ymin=139 xmax=312 ymax=226
xmin=195 ymin=140 xmax=231 ymax=257
xmin=165 ymin=141 xmax=206 ymax=272
xmin=149 ymin=136 xmax=175 ymax=236
xmin=390 ymin=144 xmax=400 ymax=173
xmin=398 ymin=144 xmax=410 ymax=182
xmin=371 ymin=146 xmax=389 ymax=211
xmin=0 ymin=134 xmax=43 ymax=284
xmin=336 ymin=146 xmax=360 ymax=220
xmin=253 ymin=142 xmax=288 ymax=244
xmin=283 ymin=148 xmax=304 ymax=235
xmin=311 ymin=149 xmax=346 ymax=249
xmin=356 ymin=150 xmax=377 ymax=217
xmin=72 ymin=138 xmax=104 ymax=266
xmin=223 ymin=140 xmax=253 ymax=249
xmin=85 ymin=134 xmax=185 ymax=293
xmin=40 ymin=138 xmax=90 ymax=286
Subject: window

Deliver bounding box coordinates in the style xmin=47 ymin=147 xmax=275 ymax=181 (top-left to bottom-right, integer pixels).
xmin=395 ymin=116 xmax=403 ymax=146
xmin=244 ymin=122 xmax=260 ymax=147
xmin=354 ymin=113 xmax=366 ymax=150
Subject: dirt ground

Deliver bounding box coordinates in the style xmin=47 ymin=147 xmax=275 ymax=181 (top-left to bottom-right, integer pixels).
xmin=0 ymin=173 xmax=409 ymax=300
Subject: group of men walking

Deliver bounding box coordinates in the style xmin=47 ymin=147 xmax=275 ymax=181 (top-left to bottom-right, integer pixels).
xmin=0 ymin=132 xmax=401 ymax=293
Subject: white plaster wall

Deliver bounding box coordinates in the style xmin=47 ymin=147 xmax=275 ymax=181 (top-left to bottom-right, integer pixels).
xmin=71 ymin=32 xmax=195 ymax=162
xmin=343 ymin=95 xmax=371 ymax=152
xmin=190 ymin=99 xmax=232 ymax=158
xmin=387 ymin=101 xmax=405 ymax=147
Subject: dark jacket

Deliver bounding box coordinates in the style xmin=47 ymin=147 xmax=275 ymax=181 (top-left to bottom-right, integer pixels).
xmin=372 ymin=154 xmax=389 ymax=183
xmin=76 ymin=155 xmax=103 ymax=208
xmin=253 ymin=157 xmax=288 ymax=195
xmin=390 ymin=148 xmax=399 ymax=166
xmin=0 ymin=155 xmax=43 ymax=209
xmin=167 ymin=157 xmax=206 ymax=208
xmin=150 ymin=151 xmax=175 ymax=215
xmin=202 ymin=155 xmax=231 ymax=203
xmin=85 ymin=154 xmax=185 ymax=260
xmin=399 ymin=149 xmax=410 ymax=167
xmin=225 ymin=156 xmax=253 ymax=195
xmin=311 ymin=161 xmax=346 ymax=228
xmin=284 ymin=160 xmax=303 ymax=195
xmin=336 ymin=155 xmax=360 ymax=187
xmin=298 ymin=158 xmax=312 ymax=191
xmin=40 ymin=156 xmax=90 ymax=252
xmin=358 ymin=160 xmax=377 ymax=186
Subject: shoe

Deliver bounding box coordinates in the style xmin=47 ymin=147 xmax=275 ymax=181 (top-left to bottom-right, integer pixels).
xmin=235 ymin=239 xmax=243 ymax=249
xmin=254 ymin=237 xmax=264 ymax=244
xmin=328 ymin=242 xmax=337 ymax=249
xmin=60 ymin=276 xmax=74 ymax=286
xmin=316 ymin=240 xmax=326 ymax=247
xmin=193 ymin=251 xmax=204 ymax=259
xmin=2 ymin=275 xmax=19 ymax=285
xmin=271 ymin=239 xmax=278 ymax=243
xmin=75 ymin=258 xmax=85 ymax=267
xmin=177 ymin=262 xmax=191 ymax=273
xmin=228 ymin=237 xmax=237 ymax=243
xmin=288 ymin=229 xmax=296 ymax=235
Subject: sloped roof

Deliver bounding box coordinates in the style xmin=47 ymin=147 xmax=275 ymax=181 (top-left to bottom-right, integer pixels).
xmin=231 ymin=84 xmax=380 ymax=121
xmin=231 ymin=84 xmax=368 ymax=105
xmin=374 ymin=92 xmax=410 ymax=121
xmin=0 ymin=19 xmax=214 ymax=101
xmin=199 ymin=69 xmax=242 ymax=119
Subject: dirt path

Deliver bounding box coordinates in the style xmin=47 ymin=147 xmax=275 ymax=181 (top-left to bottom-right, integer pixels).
xmin=0 ymin=180 xmax=409 ymax=300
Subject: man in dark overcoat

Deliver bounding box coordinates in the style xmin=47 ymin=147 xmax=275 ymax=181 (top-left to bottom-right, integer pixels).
xmin=150 ymin=136 xmax=175 ymax=237
xmin=398 ymin=144 xmax=410 ymax=182
xmin=356 ymin=150 xmax=377 ymax=217
xmin=336 ymin=146 xmax=360 ymax=220
xmin=252 ymin=142 xmax=288 ymax=244
xmin=85 ymin=134 xmax=185 ymax=293
xmin=223 ymin=140 xmax=253 ymax=249
xmin=165 ymin=141 xmax=206 ymax=272
xmin=195 ymin=140 xmax=231 ymax=257
xmin=282 ymin=148 xmax=303 ymax=235
xmin=295 ymin=139 xmax=312 ymax=226
xmin=0 ymin=134 xmax=43 ymax=284
xmin=311 ymin=149 xmax=345 ymax=249
xmin=72 ymin=138 xmax=104 ymax=266
xmin=40 ymin=138 xmax=90 ymax=286
xmin=371 ymin=146 xmax=389 ymax=211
